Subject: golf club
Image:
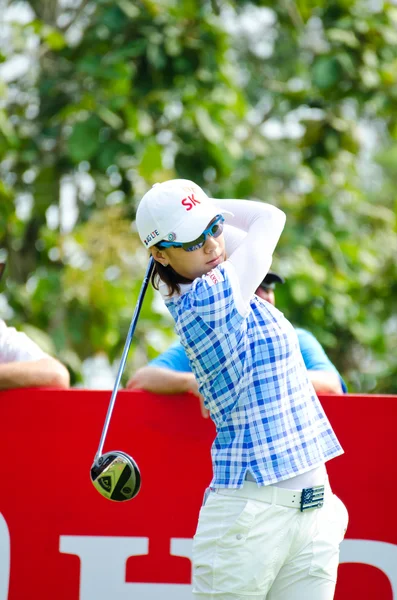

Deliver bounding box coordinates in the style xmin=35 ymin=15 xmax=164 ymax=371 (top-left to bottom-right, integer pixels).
xmin=90 ymin=257 xmax=155 ymax=502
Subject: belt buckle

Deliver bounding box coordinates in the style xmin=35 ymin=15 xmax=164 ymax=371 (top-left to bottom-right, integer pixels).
xmin=300 ymin=485 xmax=325 ymax=512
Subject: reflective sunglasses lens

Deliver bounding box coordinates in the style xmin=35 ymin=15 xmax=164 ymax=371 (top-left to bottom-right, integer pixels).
xmin=183 ymin=218 xmax=224 ymax=252
xmin=211 ymin=221 xmax=223 ymax=238
xmin=184 ymin=235 xmax=205 ymax=252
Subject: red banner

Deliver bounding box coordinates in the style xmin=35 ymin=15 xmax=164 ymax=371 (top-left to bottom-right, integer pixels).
xmin=0 ymin=389 xmax=396 ymax=599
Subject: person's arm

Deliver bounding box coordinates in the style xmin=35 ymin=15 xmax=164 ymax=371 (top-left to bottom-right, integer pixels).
xmin=296 ymin=328 xmax=347 ymax=394
xmin=0 ymin=357 xmax=70 ymax=390
xmin=127 ymin=367 xmax=208 ymax=418
xmin=216 ymin=199 xmax=286 ymax=307
xmin=127 ymin=366 xmax=199 ymax=396
xmin=307 ymin=369 xmax=343 ymax=395
xmin=0 ymin=320 xmax=70 ymax=389
xmin=126 ymin=342 xmax=208 ymax=416
xmin=223 ymin=224 xmax=246 ymax=256
xmin=127 ymin=342 xmax=195 ymax=394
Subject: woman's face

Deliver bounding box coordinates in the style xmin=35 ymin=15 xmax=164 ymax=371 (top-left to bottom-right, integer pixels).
xmin=151 ymin=222 xmax=226 ymax=281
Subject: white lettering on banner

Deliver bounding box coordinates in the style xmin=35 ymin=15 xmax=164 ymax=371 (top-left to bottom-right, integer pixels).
xmin=340 ymin=539 xmax=397 ymax=598
xmin=60 ymin=536 xmax=397 ymax=600
xmin=59 ymin=536 xmax=193 ymax=599
xmin=0 ymin=514 xmax=10 ymax=600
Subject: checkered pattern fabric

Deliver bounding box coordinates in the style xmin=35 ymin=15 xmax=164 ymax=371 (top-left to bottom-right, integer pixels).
xmin=164 ymin=263 xmax=343 ymax=488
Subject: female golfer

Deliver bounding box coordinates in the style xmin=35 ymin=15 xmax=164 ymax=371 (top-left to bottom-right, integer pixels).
xmin=136 ymin=179 xmax=348 ymax=600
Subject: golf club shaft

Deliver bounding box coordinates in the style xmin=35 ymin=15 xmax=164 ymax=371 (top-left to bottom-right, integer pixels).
xmin=95 ymin=257 xmax=155 ymax=460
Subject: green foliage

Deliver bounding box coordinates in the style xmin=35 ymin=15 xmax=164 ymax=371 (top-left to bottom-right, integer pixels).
xmin=1 ymin=0 xmax=397 ymax=391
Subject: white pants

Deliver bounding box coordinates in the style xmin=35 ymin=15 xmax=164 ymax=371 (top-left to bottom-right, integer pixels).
xmin=192 ymin=481 xmax=348 ymax=600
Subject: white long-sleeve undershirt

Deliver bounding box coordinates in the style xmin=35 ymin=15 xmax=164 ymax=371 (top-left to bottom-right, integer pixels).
xmin=216 ymin=199 xmax=286 ymax=308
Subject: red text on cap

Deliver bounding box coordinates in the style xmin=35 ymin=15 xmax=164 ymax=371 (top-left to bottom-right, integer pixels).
xmin=181 ymin=193 xmax=201 ymax=211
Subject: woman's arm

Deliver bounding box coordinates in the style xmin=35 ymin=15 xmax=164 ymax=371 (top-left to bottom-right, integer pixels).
xmin=223 ymin=224 xmax=246 ymax=255
xmin=217 ymin=199 xmax=286 ymax=306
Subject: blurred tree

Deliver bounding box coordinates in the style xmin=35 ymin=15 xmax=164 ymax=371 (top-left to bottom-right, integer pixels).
xmin=0 ymin=0 xmax=396 ymax=391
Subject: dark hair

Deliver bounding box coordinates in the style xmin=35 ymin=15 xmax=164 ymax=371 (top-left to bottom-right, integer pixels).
xmin=150 ymin=252 xmax=192 ymax=297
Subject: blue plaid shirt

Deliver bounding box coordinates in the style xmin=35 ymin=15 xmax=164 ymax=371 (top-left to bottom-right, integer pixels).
xmin=164 ymin=263 xmax=343 ymax=488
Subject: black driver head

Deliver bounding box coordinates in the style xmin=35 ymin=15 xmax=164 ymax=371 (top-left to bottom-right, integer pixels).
xmin=90 ymin=450 xmax=141 ymax=502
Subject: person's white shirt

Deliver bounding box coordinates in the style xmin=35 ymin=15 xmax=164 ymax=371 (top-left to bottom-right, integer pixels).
xmin=0 ymin=319 xmax=69 ymax=389
xmin=0 ymin=319 xmax=47 ymax=363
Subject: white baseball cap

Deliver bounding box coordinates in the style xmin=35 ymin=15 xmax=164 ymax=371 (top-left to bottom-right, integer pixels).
xmin=136 ymin=179 xmax=230 ymax=249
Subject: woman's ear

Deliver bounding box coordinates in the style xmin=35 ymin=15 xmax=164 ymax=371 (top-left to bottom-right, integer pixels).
xmin=151 ymin=247 xmax=169 ymax=267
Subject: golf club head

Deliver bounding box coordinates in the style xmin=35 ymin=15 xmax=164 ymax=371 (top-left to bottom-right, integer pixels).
xmin=90 ymin=451 xmax=141 ymax=502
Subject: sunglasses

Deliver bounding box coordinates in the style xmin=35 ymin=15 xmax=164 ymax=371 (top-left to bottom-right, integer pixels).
xmin=259 ymin=283 xmax=276 ymax=292
xmin=158 ymin=215 xmax=225 ymax=252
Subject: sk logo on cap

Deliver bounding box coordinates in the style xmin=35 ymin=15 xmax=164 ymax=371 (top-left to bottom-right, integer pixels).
xmin=181 ymin=193 xmax=201 ymax=211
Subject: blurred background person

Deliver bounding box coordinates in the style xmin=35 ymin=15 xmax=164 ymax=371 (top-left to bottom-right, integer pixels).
xmin=255 ymin=273 xmax=346 ymax=395
xmin=0 ymin=262 xmax=69 ymax=390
